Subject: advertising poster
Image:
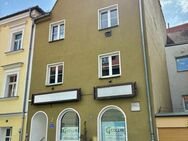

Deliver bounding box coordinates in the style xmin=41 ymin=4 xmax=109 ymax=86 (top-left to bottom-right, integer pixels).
xmin=102 ymin=121 xmax=126 ymax=141
xmin=61 ymin=127 xmax=79 ymax=141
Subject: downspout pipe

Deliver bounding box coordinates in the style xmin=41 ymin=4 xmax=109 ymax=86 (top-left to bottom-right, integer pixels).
xmin=20 ymin=9 xmax=35 ymax=141
xmin=138 ymin=0 xmax=156 ymax=141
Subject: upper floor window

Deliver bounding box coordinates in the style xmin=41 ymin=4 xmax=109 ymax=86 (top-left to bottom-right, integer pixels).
xmin=12 ymin=32 xmax=22 ymax=51
xmin=46 ymin=62 xmax=64 ymax=85
xmin=5 ymin=73 xmax=18 ymax=97
xmin=98 ymin=51 xmax=121 ymax=78
xmin=0 ymin=127 xmax=12 ymax=141
xmin=176 ymin=56 xmax=188 ymax=72
xmin=1 ymin=63 xmax=22 ymax=98
xmin=49 ymin=20 xmax=65 ymax=42
xmin=98 ymin=4 xmax=119 ymax=30
xmin=9 ymin=25 xmax=25 ymax=52
xmin=183 ymin=95 xmax=188 ymax=111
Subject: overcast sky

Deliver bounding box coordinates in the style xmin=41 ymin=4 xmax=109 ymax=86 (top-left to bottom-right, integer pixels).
xmin=0 ymin=0 xmax=187 ymax=28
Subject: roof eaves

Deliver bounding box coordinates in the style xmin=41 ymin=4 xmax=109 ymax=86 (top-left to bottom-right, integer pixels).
xmin=33 ymin=12 xmax=51 ymax=23
xmin=156 ymin=112 xmax=188 ymax=117
xmin=165 ymin=42 xmax=188 ymax=47
xmin=0 ymin=6 xmax=45 ymax=21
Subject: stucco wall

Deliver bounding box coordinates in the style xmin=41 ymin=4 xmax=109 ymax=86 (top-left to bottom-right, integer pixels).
xmin=0 ymin=115 xmax=28 ymax=141
xmin=143 ymin=0 xmax=172 ymax=113
xmin=0 ymin=17 xmax=32 ymax=113
xmin=165 ymin=44 xmax=188 ymax=112
xmin=0 ymin=14 xmax=32 ymax=141
xmin=27 ymin=0 xmax=151 ymax=140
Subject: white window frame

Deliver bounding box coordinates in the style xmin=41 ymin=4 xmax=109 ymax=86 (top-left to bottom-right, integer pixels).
xmin=0 ymin=127 xmax=12 ymax=141
xmin=46 ymin=62 xmax=64 ymax=86
xmin=49 ymin=20 xmax=65 ymax=42
xmin=56 ymin=108 xmax=81 ymax=141
xmin=98 ymin=51 xmax=121 ymax=78
xmin=98 ymin=4 xmax=119 ymax=30
xmin=5 ymin=127 xmax=12 ymax=141
xmin=183 ymin=96 xmax=188 ymax=112
xmin=97 ymin=105 xmax=128 ymax=141
xmin=176 ymin=56 xmax=188 ymax=72
xmin=3 ymin=69 xmax=20 ymax=98
xmin=9 ymin=25 xmax=24 ymax=52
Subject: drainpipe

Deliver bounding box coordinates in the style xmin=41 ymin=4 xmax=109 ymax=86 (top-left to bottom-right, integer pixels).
xmin=20 ymin=9 xmax=35 ymax=141
xmin=138 ymin=0 xmax=155 ymax=141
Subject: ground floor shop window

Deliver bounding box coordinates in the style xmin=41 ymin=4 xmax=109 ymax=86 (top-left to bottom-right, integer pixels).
xmin=57 ymin=108 xmax=80 ymax=141
xmin=98 ymin=106 xmax=127 ymax=141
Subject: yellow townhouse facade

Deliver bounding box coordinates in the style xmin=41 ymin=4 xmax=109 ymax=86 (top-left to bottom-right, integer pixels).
xmin=0 ymin=7 xmax=44 ymax=141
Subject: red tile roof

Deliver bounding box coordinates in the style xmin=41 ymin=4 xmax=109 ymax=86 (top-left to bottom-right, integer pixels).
xmin=167 ymin=23 xmax=188 ymax=33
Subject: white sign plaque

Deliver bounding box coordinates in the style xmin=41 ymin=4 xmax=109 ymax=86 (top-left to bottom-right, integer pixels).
xmin=61 ymin=127 xmax=79 ymax=141
xmin=102 ymin=121 xmax=126 ymax=141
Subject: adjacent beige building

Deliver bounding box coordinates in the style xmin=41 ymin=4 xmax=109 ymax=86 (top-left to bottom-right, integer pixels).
xmin=156 ymin=23 xmax=188 ymax=141
xmin=0 ymin=7 xmax=44 ymax=141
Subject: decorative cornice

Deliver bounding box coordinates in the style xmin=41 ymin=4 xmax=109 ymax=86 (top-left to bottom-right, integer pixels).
xmin=0 ymin=12 xmax=30 ymax=26
xmin=1 ymin=62 xmax=24 ymax=70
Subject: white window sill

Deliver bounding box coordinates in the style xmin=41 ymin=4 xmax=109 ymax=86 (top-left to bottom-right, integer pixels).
xmin=98 ymin=25 xmax=119 ymax=31
xmin=0 ymin=96 xmax=19 ymax=101
xmin=5 ymin=49 xmax=24 ymax=55
xmin=99 ymin=74 xmax=121 ymax=79
xmin=45 ymin=82 xmax=63 ymax=87
xmin=49 ymin=38 xmax=64 ymax=43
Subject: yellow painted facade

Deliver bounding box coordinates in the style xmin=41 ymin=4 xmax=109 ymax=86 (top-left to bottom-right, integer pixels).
xmin=0 ymin=116 xmax=26 ymax=141
xmin=0 ymin=7 xmax=43 ymax=141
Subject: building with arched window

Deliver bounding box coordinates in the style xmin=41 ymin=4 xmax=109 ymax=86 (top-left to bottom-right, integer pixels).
xmin=0 ymin=7 xmax=44 ymax=141
xmin=26 ymin=0 xmax=172 ymax=141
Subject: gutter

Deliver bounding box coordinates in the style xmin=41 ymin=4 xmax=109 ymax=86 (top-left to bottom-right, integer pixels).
xmin=138 ymin=0 xmax=156 ymax=141
xmin=20 ymin=9 xmax=36 ymax=141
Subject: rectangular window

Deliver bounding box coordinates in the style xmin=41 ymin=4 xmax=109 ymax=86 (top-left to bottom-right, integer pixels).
xmin=5 ymin=128 xmax=12 ymax=141
xmin=49 ymin=20 xmax=65 ymax=41
xmin=0 ymin=127 xmax=12 ymax=141
xmin=98 ymin=4 xmax=119 ymax=30
xmin=11 ymin=32 xmax=23 ymax=51
xmin=183 ymin=96 xmax=188 ymax=111
xmin=99 ymin=51 xmax=121 ymax=78
xmin=46 ymin=62 xmax=64 ymax=85
xmin=5 ymin=74 xmax=18 ymax=97
xmin=176 ymin=56 xmax=188 ymax=72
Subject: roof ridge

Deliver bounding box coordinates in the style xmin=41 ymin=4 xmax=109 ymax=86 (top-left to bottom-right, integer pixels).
xmin=167 ymin=23 xmax=188 ymax=33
